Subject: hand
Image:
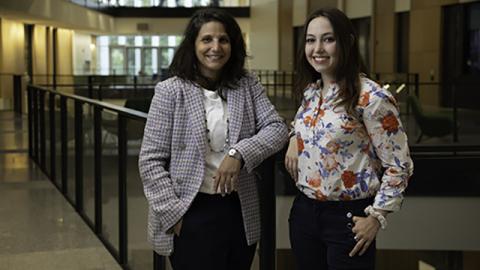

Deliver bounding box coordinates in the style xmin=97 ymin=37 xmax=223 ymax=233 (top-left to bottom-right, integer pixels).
xmin=173 ymin=219 xmax=183 ymax=236
xmin=214 ymin=156 xmax=242 ymax=196
xmin=349 ymin=215 xmax=380 ymax=257
xmin=167 ymin=219 xmax=183 ymax=236
xmin=284 ymin=136 xmax=298 ymax=182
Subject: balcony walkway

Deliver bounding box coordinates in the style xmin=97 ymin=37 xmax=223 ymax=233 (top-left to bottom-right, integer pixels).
xmin=0 ymin=110 xmax=121 ymax=270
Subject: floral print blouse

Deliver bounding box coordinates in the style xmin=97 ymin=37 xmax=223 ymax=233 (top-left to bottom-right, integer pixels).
xmin=293 ymin=77 xmax=413 ymax=212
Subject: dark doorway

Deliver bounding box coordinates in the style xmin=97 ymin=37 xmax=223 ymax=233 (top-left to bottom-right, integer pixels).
xmin=351 ymin=17 xmax=371 ymax=71
xmin=396 ymin=12 xmax=409 ymax=73
xmin=442 ymin=2 xmax=480 ymax=110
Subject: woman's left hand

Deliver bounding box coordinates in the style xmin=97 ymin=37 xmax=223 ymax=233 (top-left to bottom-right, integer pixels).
xmin=349 ymin=215 xmax=380 ymax=257
xmin=214 ymin=156 xmax=242 ymax=196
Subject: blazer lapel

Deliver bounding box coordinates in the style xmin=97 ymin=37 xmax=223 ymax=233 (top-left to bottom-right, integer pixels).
xmin=227 ymin=88 xmax=244 ymax=144
xmin=185 ymin=83 xmax=207 ymax=158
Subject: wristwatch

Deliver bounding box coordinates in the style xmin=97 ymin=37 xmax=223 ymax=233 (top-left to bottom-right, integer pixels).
xmin=228 ymin=148 xmax=242 ymax=161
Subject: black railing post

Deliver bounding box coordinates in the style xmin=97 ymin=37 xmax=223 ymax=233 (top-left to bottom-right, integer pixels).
xmin=75 ymin=100 xmax=84 ymax=212
xmin=60 ymin=96 xmax=68 ymax=194
xmin=291 ymin=71 xmax=296 ymax=100
xmin=134 ymin=75 xmax=138 ymax=95
xmin=406 ymin=73 xmax=411 ymax=116
xmin=258 ymin=155 xmax=276 ymax=270
xmin=13 ymin=74 xmax=22 ymax=114
xmin=264 ymin=71 xmax=269 ymax=96
xmin=98 ymin=84 xmax=103 ymax=101
xmin=414 ymin=73 xmax=419 ymax=97
xmin=94 ymin=106 xmax=103 ymax=234
xmin=39 ymin=91 xmax=46 ymax=170
xmin=88 ymin=75 xmax=94 ymax=99
xmin=32 ymin=88 xmax=40 ymax=164
xmin=273 ymin=71 xmax=277 ymax=103
xmin=53 ymin=28 xmax=57 ymax=90
xmin=27 ymin=86 xmax=33 ymax=158
xmin=118 ymin=115 xmax=128 ymax=266
xmin=452 ymin=82 xmax=459 ymax=143
xmin=49 ymin=92 xmax=56 ymax=184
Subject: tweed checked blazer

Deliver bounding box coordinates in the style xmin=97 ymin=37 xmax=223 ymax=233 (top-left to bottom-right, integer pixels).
xmin=139 ymin=73 xmax=288 ymax=256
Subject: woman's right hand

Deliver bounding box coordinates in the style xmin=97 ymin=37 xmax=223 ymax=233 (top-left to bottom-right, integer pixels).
xmin=284 ymin=136 xmax=298 ymax=182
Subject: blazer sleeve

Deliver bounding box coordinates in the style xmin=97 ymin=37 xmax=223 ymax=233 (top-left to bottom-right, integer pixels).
xmin=233 ymin=75 xmax=289 ymax=173
xmin=138 ymin=80 xmax=188 ymax=232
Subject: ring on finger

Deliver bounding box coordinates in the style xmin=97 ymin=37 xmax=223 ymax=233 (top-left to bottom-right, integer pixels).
xmin=354 ymin=235 xmax=359 ymax=241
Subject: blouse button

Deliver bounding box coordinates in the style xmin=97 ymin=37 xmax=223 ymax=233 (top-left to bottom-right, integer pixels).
xmin=346 ymin=212 xmax=353 ymax=219
xmin=346 ymin=222 xmax=353 ymax=229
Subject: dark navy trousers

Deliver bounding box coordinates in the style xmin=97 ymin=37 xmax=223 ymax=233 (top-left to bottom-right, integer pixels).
xmin=289 ymin=192 xmax=376 ymax=270
xmin=169 ymin=192 xmax=256 ymax=270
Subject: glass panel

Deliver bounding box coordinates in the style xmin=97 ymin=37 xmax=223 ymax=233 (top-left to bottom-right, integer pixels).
xmin=111 ymin=47 xmax=125 ymax=75
xmin=126 ymin=118 xmax=152 ymax=270
xmin=111 ymin=48 xmax=125 ymax=75
xmin=44 ymin=94 xmax=51 ymax=177
xmin=159 ymin=47 xmax=175 ymax=69
xmin=142 ymin=48 xmax=154 ymax=75
xmin=109 ymin=36 xmax=119 ymax=46
xmin=98 ymin=41 xmax=110 ymax=75
xmin=152 ymin=48 xmax=158 ymax=75
xmin=152 ymin=36 xmax=160 ymax=46
xmin=126 ymin=36 xmax=135 ymax=46
xmin=118 ymin=36 xmax=127 ymax=45
xmin=66 ymin=99 xmax=76 ymax=202
xmin=55 ymin=96 xmax=62 ymax=188
xmin=143 ymin=36 xmax=152 ymax=46
xmin=467 ymin=3 xmax=480 ymax=74
xmin=159 ymin=36 xmax=168 ymax=46
xmin=127 ymin=48 xmax=141 ymax=75
xmin=83 ymin=103 xmax=96 ymax=223
xmin=101 ymin=109 xmax=120 ymax=252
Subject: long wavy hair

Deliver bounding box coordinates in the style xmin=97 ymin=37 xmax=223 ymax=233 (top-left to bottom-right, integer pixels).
xmin=294 ymin=8 xmax=368 ymax=116
xmin=168 ymin=8 xmax=246 ymax=90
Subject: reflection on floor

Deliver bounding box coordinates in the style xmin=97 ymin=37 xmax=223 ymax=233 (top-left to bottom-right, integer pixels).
xmin=0 ymin=111 xmax=121 ymax=270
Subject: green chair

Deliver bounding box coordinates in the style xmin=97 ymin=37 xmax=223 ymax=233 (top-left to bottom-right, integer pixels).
xmin=407 ymin=95 xmax=455 ymax=143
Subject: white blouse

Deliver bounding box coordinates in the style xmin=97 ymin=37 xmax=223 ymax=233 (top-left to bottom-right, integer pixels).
xmin=199 ymin=88 xmax=230 ymax=194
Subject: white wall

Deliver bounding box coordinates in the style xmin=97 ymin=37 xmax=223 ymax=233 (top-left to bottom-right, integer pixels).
xmin=345 ymin=0 xmax=372 ymax=19
xmin=0 ymin=18 xmax=25 ymax=109
xmin=73 ymin=33 xmax=93 ymax=75
xmin=293 ymin=0 xmax=308 ymax=26
xmin=249 ymin=0 xmax=279 ymax=69
xmin=395 ymin=0 xmax=411 ymax=12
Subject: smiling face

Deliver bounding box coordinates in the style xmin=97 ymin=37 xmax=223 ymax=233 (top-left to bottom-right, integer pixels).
xmin=305 ymin=16 xmax=337 ymax=82
xmin=195 ymin=21 xmax=231 ymax=81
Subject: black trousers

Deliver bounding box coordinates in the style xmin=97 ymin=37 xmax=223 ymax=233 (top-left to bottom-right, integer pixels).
xmin=169 ymin=192 xmax=256 ymax=270
xmin=289 ymin=193 xmax=376 ymax=270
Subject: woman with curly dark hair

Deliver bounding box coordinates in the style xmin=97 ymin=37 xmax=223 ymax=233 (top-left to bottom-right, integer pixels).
xmin=139 ymin=8 xmax=288 ymax=270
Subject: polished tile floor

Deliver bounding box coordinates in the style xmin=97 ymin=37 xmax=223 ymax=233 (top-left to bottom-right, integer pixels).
xmin=0 ymin=111 xmax=122 ymax=270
